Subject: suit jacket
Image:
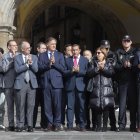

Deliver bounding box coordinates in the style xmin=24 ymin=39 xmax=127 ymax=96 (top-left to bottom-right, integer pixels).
xmin=36 ymin=54 xmax=44 ymax=88
xmin=38 ymin=50 xmax=65 ymax=89
xmin=0 ymin=58 xmax=4 ymax=88
xmin=14 ymin=53 xmax=38 ymax=90
xmin=133 ymin=50 xmax=140 ymax=82
xmin=2 ymin=52 xmax=19 ymax=88
xmin=64 ymin=55 xmax=88 ymax=92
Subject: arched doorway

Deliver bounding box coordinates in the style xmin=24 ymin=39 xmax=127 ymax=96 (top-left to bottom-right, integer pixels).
xmin=2 ymin=0 xmax=140 ymax=51
xmin=31 ymin=6 xmax=108 ymax=52
xmin=14 ymin=0 xmax=127 ymax=52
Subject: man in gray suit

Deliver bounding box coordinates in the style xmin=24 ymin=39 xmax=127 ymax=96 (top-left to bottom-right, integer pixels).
xmin=2 ymin=40 xmax=19 ymax=131
xmin=14 ymin=41 xmax=38 ymax=132
xmin=0 ymin=48 xmax=6 ymax=130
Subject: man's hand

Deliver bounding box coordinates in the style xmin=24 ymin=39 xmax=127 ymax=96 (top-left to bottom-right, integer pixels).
xmin=127 ymin=61 xmax=131 ymax=67
xmin=72 ymin=65 xmax=79 ymax=72
xmin=124 ymin=60 xmax=131 ymax=68
xmin=11 ymin=50 xmax=16 ymax=58
xmin=0 ymin=52 xmax=3 ymax=59
xmin=50 ymin=56 xmax=55 ymax=64
xmin=28 ymin=54 xmax=32 ymax=65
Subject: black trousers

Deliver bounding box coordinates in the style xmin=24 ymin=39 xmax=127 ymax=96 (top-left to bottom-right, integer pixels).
xmin=44 ymin=84 xmax=62 ymax=127
xmin=0 ymin=89 xmax=5 ymax=125
xmin=118 ymin=81 xmax=137 ymax=129
xmin=61 ymin=89 xmax=66 ymax=125
xmin=85 ymin=93 xmax=95 ymax=128
xmin=33 ymin=88 xmax=47 ymax=128
xmin=109 ymin=107 xmax=116 ymax=128
xmin=94 ymin=108 xmax=109 ymax=128
xmin=137 ymin=83 xmax=140 ymax=128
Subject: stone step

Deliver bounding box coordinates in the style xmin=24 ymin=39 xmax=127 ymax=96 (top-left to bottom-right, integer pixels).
xmin=0 ymin=131 xmax=139 ymax=140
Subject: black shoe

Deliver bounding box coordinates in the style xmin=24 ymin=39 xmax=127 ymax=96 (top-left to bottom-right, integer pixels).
xmin=116 ymin=127 xmax=125 ymax=132
xmin=130 ymin=127 xmax=137 ymax=132
xmin=28 ymin=126 xmax=34 ymax=132
xmin=44 ymin=125 xmax=53 ymax=132
xmin=23 ymin=125 xmax=28 ymax=131
xmin=66 ymin=127 xmax=73 ymax=131
xmin=92 ymin=125 xmax=97 ymax=131
xmin=79 ymin=128 xmax=86 ymax=132
xmin=95 ymin=127 xmax=102 ymax=132
xmin=102 ymin=127 xmax=107 ymax=132
xmin=110 ymin=126 xmax=117 ymax=131
xmin=6 ymin=126 xmax=15 ymax=132
xmin=54 ymin=126 xmax=61 ymax=132
xmin=16 ymin=127 xmax=23 ymax=132
xmin=86 ymin=125 xmax=91 ymax=130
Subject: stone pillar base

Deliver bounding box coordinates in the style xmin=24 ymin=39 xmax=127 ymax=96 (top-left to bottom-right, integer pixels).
xmin=0 ymin=25 xmax=16 ymax=52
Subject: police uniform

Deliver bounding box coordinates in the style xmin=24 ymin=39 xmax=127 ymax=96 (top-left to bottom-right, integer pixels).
xmin=115 ymin=35 xmax=137 ymax=132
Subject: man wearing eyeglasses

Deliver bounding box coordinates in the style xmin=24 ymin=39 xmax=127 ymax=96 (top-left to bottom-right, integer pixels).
xmin=14 ymin=41 xmax=38 ymax=132
xmin=115 ymin=35 xmax=137 ymax=132
xmin=33 ymin=42 xmax=47 ymax=129
xmin=2 ymin=40 xmax=19 ymax=131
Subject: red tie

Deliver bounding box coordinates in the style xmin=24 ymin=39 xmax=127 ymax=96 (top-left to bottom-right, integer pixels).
xmin=74 ymin=56 xmax=77 ymax=67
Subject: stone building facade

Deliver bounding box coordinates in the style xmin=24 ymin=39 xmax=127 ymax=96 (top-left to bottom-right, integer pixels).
xmin=0 ymin=0 xmax=140 ymax=52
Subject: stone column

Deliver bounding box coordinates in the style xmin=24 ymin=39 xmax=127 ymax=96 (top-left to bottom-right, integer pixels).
xmin=0 ymin=25 xmax=16 ymax=52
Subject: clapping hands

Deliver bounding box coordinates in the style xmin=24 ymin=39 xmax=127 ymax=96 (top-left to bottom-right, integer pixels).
xmin=124 ymin=60 xmax=131 ymax=68
xmin=72 ymin=65 xmax=79 ymax=72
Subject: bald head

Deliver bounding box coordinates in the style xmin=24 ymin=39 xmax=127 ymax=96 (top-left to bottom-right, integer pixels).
xmin=83 ymin=50 xmax=92 ymax=61
xmin=21 ymin=41 xmax=31 ymax=55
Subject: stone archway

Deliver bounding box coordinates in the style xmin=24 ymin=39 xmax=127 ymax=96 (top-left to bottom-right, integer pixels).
xmin=1 ymin=0 xmax=140 ymax=50
xmin=15 ymin=0 xmax=127 ymax=48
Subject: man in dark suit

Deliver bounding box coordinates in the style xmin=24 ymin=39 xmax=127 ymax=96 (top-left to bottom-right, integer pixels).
xmin=38 ymin=37 xmax=65 ymax=132
xmin=0 ymin=48 xmax=6 ymax=130
xmin=61 ymin=44 xmax=73 ymax=129
xmin=14 ymin=41 xmax=38 ymax=132
xmin=64 ymin=44 xmax=88 ymax=131
xmin=83 ymin=50 xmax=93 ymax=130
xmin=33 ymin=42 xmax=47 ymax=129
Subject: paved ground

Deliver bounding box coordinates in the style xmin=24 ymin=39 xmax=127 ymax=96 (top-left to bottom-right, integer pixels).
xmin=2 ymin=106 xmax=140 ymax=140
xmin=0 ymin=130 xmax=140 ymax=140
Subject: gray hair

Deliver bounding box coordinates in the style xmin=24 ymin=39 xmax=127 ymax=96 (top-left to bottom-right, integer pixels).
xmin=20 ymin=41 xmax=30 ymax=49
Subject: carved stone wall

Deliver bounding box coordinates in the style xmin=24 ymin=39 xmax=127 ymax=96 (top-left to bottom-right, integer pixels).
xmin=0 ymin=0 xmax=140 ymax=51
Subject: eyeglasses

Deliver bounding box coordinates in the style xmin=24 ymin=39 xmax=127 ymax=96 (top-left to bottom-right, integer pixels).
xmin=123 ymin=40 xmax=131 ymax=43
xmin=9 ymin=45 xmax=17 ymax=47
xmin=25 ymin=47 xmax=32 ymax=50
xmin=96 ymin=52 xmax=102 ymax=55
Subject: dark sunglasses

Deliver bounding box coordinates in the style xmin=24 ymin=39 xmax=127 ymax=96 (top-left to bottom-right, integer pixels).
xmin=96 ymin=52 xmax=102 ymax=55
xmin=123 ymin=40 xmax=131 ymax=43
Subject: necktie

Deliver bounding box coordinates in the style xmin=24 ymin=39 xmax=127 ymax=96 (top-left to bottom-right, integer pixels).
xmin=74 ymin=56 xmax=77 ymax=67
xmin=24 ymin=56 xmax=30 ymax=83
xmin=49 ymin=52 xmax=53 ymax=59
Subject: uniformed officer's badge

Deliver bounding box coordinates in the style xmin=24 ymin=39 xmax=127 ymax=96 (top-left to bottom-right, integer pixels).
xmin=120 ymin=55 xmax=123 ymax=60
xmin=130 ymin=55 xmax=134 ymax=58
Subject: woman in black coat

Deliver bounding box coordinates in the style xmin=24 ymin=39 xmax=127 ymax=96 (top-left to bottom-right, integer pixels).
xmin=87 ymin=46 xmax=115 ymax=132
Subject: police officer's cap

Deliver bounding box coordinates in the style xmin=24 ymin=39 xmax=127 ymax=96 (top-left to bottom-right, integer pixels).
xmin=122 ymin=35 xmax=131 ymax=41
xmin=100 ymin=40 xmax=110 ymax=49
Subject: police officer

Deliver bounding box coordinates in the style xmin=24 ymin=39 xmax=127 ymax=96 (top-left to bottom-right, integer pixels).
xmin=100 ymin=40 xmax=117 ymax=131
xmin=115 ymin=35 xmax=137 ymax=132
